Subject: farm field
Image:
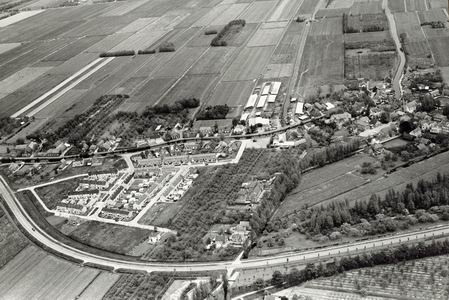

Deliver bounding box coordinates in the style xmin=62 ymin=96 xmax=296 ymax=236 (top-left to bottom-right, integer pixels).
xmin=275 ymin=287 xmax=387 ymax=299
xmin=188 ymin=47 xmax=236 ymax=75
xmin=268 ymin=0 xmax=303 ymax=21
xmin=418 ymin=8 xmax=448 ymax=22
xmin=222 ymin=46 xmax=274 ymax=81
xmin=429 ymin=0 xmax=448 ymax=8
xmin=158 ymin=74 xmax=217 ymax=105
xmin=270 ymin=22 xmax=305 ymax=64
xmin=394 ymin=11 xmax=434 ymax=69
xmin=405 ymin=0 xmax=428 ymax=11
xmin=426 ymin=35 xmax=449 ymax=66
xmin=0 ymin=246 xmax=119 ymax=300
xmin=298 ymin=0 xmax=319 ymax=15
xmin=207 ymin=80 xmax=254 ymax=107
xmin=239 ymin=0 xmax=276 ymax=23
xmin=247 ymin=27 xmax=285 ymax=47
xmin=388 ymin=0 xmax=406 ymax=12
xmin=0 ymin=66 xmax=52 ymax=99
xmin=306 ymin=255 xmax=449 ymax=300
xmin=297 ymin=17 xmax=344 ymax=96
xmin=208 ymin=3 xmax=249 ymax=26
xmin=0 ymin=208 xmax=29 ymax=269
xmin=154 ymin=47 xmax=208 ymax=78
xmin=350 ymin=0 xmax=382 ymax=14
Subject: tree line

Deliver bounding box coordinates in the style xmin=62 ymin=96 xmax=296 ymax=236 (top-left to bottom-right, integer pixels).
xmin=210 ymin=19 xmax=246 ymax=47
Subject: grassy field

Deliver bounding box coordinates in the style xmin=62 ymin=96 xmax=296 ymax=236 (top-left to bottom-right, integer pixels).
xmin=0 ymin=245 xmax=119 ymax=299
xmin=68 ymin=221 xmax=150 ymax=256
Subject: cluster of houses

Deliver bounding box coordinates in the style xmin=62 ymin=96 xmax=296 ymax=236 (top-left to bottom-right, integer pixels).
xmin=205 ymin=221 xmax=252 ymax=250
xmin=161 ymin=170 xmax=198 ymax=202
xmin=231 ymin=178 xmax=276 ymax=212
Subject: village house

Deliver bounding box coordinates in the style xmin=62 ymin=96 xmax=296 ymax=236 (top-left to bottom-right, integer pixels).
xmin=148 ymin=231 xmax=163 ymax=244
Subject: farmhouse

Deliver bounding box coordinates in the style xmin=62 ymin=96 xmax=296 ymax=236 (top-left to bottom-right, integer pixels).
xmin=148 ymin=232 xmax=163 ymax=244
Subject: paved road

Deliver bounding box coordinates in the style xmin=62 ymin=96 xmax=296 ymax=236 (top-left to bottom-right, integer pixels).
xmin=2 ymin=175 xmax=449 ymax=274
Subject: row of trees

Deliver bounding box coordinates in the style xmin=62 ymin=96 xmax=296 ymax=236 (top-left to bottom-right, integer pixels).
xmin=196 ymin=105 xmax=230 ymax=120
xmin=99 ymin=50 xmax=135 ymax=57
xmin=210 ymin=19 xmax=246 ymax=47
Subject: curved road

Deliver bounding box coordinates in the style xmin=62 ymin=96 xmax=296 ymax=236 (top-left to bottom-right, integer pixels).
xmin=2 ymin=176 xmax=449 ymax=274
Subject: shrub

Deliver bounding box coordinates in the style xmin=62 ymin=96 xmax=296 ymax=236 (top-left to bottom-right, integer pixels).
xmin=137 ymin=49 xmax=156 ymax=55
xmin=158 ymin=42 xmax=175 ymax=52
xmin=295 ymin=16 xmax=306 ymax=22
xmin=99 ymin=50 xmax=135 ymax=57
xmin=205 ymin=29 xmax=217 ymax=35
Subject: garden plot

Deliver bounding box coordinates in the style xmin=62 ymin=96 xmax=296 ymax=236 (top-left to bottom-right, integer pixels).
xmin=247 ymin=27 xmax=285 ymax=47
xmin=222 ymin=46 xmax=274 ymax=81
xmin=188 ymin=47 xmax=235 ymax=75
xmin=239 ymin=0 xmax=276 ymax=23
xmin=102 ymin=0 xmax=149 ymax=16
xmin=0 ymin=66 xmax=52 ymax=98
xmin=209 ymin=3 xmax=249 ymax=26
xmin=154 ymin=46 xmax=208 ymax=78
xmin=158 ymin=75 xmax=217 ymax=105
xmin=207 ymin=80 xmax=254 ymax=107
xmin=388 ymin=0 xmax=406 ymax=12
xmin=268 ymin=0 xmax=303 ymax=21
xmin=406 ymin=0 xmax=428 ymax=11
xmin=345 ymin=50 xmax=397 ymax=80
